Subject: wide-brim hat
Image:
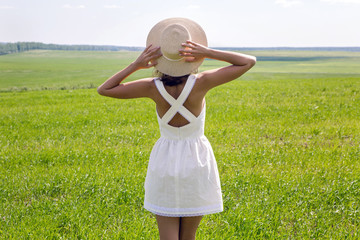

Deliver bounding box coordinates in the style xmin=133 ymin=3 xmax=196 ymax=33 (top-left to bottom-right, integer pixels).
xmin=146 ymin=17 xmax=207 ymax=77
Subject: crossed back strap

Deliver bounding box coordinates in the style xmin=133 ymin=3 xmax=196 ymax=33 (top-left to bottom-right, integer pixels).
xmin=155 ymin=75 xmax=197 ymax=124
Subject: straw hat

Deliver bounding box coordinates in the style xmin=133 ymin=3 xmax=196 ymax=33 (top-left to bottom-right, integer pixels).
xmin=146 ymin=18 xmax=207 ymax=77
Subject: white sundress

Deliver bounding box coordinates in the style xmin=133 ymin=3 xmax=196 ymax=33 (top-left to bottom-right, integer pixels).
xmin=144 ymin=74 xmax=223 ymax=217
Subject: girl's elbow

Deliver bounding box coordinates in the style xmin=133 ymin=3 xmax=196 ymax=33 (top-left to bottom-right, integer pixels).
xmin=97 ymin=87 xmax=106 ymax=96
xmin=249 ymin=56 xmax=257 ymax=67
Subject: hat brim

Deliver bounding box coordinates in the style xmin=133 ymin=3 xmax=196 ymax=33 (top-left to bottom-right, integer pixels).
xmin=146 ymin=18 xmax=207 ymax=77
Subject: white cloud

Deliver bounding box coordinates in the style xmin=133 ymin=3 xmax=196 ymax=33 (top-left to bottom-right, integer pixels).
xmin=321 ymin=0 xmax=360 ymax=3
xmin=62 ymin=4 xmax=85 ymax=9
xmin=0 ymin=5 xmax=14 ymax=9
xmin=104 ymin=5 xmax=123 ymax=9
xmin=275 ymin=0 xmax=303 ymax=7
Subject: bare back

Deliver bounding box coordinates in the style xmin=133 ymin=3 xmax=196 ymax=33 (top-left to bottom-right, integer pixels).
xmin=152 ymin=75 xmax=205 ymax=128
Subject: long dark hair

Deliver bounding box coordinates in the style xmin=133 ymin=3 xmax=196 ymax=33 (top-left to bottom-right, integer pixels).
xmin=154 ymin=70 xmax=194 ymax=86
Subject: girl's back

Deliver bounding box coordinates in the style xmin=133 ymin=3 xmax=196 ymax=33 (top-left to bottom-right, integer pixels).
xmin=153 ymin=76 xmax=205 ymax=128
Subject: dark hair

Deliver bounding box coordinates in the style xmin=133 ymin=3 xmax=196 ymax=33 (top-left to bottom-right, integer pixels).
xmin=153 ymin=69 xmax=199 ymax=86
xmin=161 ymin=74 xmax=190 ymax=86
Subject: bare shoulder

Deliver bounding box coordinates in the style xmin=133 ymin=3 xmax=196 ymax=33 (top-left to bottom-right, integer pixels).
xmin=193 ymin=71 xmax=216 ymax=93
xmin=190 ymin=73 xmax=209 ymax=98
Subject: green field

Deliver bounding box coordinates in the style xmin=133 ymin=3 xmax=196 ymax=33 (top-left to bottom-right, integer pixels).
xmin=0 ymin=50 xmax=359 ymax=239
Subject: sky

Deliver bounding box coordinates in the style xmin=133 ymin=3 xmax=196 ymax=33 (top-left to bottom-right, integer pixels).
xmin=0 ymin=0 xmax=360 ymax=47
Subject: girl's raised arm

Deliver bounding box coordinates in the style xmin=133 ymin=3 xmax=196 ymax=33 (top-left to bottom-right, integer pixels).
xmin=180 ymin=40 xmax=256 ymax=91
xmin=97 ymin=45 xmax=162 ymax=99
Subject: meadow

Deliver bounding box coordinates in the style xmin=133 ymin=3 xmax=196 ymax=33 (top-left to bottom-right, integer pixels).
xmin=0 ymin=49 xmax=359 ymax=239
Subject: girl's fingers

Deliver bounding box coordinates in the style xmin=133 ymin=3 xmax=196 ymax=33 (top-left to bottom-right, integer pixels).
xmin=181 ymin=43 xmax=193 ymax=48
xmin=179 ymin=48 xmax=195 ymax=53
xmin=186 ymin=40 xmax=198 ymax=46
xmin=144 ymin=47 xmax=160 ymax=59
xmin=149 ymin=59 xmax=158 ymax=67
xmin=148 ymin=47 xmax=161 ymax=56
xmin=150 ymin=46 xmax=160 ymax=52
xmin=144 ymin=44 xmax=153 ymax=52
xmin=179 ymin=51 xmax=195 ymax=55
xmin=144 ymin=45 xmax=158 ymax=52
xmin=149 ymin=50 xmax=162 ymax=60
xmin=145 ymin=51 xmax=162 ymax=63
xmin=179 ymin=53 xmax=194 ymax=58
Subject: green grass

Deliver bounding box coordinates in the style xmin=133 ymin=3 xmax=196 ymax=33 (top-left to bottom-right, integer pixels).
xmin=0 ymin=50 xmax=360 ymax=239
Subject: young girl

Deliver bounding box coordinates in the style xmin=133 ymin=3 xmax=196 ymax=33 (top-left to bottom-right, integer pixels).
xmin=97 ymin=18 xmax=256 ymax=240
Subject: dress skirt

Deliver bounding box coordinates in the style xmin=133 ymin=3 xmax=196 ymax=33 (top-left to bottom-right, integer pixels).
xmin=144 ymin=135 xmax=223 ymax=217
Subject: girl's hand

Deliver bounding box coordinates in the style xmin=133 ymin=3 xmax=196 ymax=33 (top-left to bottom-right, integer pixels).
xmin=179 ymin=40 xmax=210 ymax=62
xmin=133 ymin=45 xmax=162 ymax=69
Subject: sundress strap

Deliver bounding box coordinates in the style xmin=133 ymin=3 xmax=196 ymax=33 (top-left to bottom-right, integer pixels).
xmin=155 ymin=75 xmax=197 ymax=124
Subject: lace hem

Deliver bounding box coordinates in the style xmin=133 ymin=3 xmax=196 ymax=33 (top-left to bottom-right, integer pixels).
xmin=144 ymin=201 xmax=223 ymax=217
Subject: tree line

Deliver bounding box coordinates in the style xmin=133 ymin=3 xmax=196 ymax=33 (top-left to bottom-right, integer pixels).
xmin=1 ymin=42 xmax=359 ymax=55
xmin=0 ymin=42 xmax=144 ymax=55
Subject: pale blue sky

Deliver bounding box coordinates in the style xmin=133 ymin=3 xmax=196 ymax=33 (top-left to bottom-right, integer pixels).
xmin=1 ymin=0 xmax=359 ymax=47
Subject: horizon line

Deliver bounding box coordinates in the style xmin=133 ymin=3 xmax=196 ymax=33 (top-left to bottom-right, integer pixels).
xmin=1 ymin=41 xmax=360 ymax=49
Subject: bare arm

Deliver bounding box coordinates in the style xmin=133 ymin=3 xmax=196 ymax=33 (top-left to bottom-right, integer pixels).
xmin=180 ymin=41 xmax=256 ymax=91
xmin=97 ymin=45 xmax=162 ymax=99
